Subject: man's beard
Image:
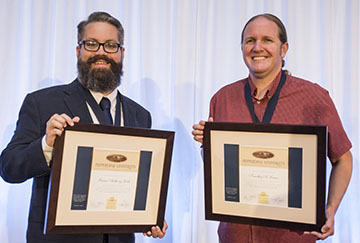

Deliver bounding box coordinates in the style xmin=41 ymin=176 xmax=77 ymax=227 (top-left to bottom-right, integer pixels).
xmin=77 ymin=55 xmax=123 ymax=93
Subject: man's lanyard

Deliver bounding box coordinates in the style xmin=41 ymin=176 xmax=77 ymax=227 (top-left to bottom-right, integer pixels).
xmin=78 ymin=83 xmax=121 ymax=126
xmin=244 ymin=70 xmax=287 ymax=124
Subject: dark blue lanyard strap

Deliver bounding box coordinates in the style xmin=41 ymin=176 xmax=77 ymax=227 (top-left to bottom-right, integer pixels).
xmin=244 ymin=71 xmax=287 ymax=124
xmin=114 ymin=92 xmax=121 ymax=126
xmin=78 ymin=83 xmax=121 ymax=126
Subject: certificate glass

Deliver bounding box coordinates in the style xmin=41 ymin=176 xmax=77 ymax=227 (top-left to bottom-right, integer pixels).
xmin=203 ymin=122 xmax=327 ymax=232
xmin=44 ymin=123 xmax=174 ymax=234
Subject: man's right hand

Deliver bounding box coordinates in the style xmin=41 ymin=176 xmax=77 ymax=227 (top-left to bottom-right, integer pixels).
xmin=45 ymin=113 xmax=80 ymax=147
xmin=191 ymin=117 xmax=214 ymax=144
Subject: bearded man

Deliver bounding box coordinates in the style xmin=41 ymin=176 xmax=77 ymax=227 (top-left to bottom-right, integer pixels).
xmin=0 ymin=12 xmax=166 ymax=243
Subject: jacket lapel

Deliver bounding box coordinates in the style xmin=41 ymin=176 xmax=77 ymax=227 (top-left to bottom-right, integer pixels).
xmin=119 ymin=91 xmax=136 ymax=127
xmin=63 ymin=80 xmax=93 ymax=124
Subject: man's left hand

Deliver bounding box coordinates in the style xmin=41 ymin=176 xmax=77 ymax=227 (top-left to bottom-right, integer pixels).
xmin=305 ymin=208 xmax=334 ymax=240
xmin=143 ymin=220 xmax=167 ymax=238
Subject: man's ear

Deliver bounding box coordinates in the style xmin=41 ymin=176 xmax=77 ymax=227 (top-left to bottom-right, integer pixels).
xmin=76 ymin=45 xmax=80 ymax=58
xmin=121 ymin=47 xmax=125 ymax=62
xmin=281 ymin=42 xmax=289 ymax=58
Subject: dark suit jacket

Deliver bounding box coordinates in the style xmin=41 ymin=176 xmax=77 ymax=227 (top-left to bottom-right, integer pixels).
xmin=0 ymin=80 xmax=151 ymax=243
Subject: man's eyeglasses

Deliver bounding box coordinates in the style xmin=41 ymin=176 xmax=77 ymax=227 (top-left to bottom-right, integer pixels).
xmin=78 ymin=40 xmax=122 ymax=53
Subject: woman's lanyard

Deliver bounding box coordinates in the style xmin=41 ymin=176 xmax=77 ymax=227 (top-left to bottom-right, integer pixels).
xmin=244 ymin=70 xmax=287 ymax=124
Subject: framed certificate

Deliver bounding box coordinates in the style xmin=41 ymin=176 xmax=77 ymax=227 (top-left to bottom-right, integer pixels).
xmin=203 ymin=122 xmax=327 ymax=232
xmin=44 ymin=123 xmax=174 ymax=234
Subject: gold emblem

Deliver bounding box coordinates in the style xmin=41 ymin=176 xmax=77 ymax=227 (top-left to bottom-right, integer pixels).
xmin=252 ymin=151 xmax=274 ymax=159
xmin=106 ymin=197 xmax=117 ymax=209
xmin=258 ymin=192 xmax=269 ymax=204
xmin=106 ymin=154 xmax=127 ymax=163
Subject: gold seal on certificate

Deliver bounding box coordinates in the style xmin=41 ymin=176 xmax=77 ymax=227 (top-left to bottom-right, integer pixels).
xmin=106 ymin=197 xmax=117 ymax=209
xmin=258 ymin=192 xmax=269 ymax=204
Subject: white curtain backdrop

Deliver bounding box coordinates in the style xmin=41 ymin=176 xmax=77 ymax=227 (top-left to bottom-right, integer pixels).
xmin=0 ymin=0 xmax=359 ymax=242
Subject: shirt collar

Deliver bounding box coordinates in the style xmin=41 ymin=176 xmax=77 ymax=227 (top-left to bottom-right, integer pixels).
xmin=89 ymin=89 xmax=118 ymax=105
xmin=248 ymin=71 xmax=282 ymax=100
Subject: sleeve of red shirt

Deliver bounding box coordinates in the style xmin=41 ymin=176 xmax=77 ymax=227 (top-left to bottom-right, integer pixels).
xmin=321 ymin=90 xmax=352 ymax=162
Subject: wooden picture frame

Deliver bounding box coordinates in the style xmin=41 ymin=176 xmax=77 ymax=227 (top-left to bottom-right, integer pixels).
xmin=203 ymin=122 xmax=327 ymax=232
xmin=44 ymin=123 xmax=174 ymax=234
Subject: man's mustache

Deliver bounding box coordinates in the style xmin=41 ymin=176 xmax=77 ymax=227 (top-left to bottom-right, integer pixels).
xmin=86 ymin=55 xmax=117 ymax=66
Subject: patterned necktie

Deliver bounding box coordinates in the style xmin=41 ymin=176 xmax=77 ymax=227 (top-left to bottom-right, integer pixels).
xmin=99 ymin=97 xmax=113 ymax=125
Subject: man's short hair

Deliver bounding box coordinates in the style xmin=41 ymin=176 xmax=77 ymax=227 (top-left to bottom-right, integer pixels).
xmin=77 ymin=11 xmax=124 ymax=44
